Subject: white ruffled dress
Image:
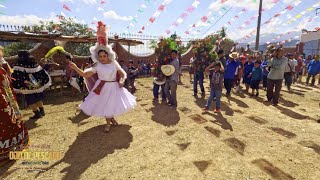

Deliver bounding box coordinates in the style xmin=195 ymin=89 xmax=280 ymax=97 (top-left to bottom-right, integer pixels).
xmin=80 ymin=62 xmax=136 ymax=118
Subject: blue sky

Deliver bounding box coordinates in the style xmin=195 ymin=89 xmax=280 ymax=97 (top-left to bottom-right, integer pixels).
xmin=0 ymin=0 xmax=319 ymax=43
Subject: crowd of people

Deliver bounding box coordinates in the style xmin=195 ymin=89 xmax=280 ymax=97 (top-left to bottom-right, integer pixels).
xmin=149 ymin=45 xmax=320 ymax=113
xmin=1 ymin=31 xmax=319 ymax=165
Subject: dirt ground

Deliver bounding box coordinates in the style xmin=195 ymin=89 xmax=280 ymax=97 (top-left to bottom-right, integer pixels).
xmin=1 ymin=73 xmax=320 ymax=180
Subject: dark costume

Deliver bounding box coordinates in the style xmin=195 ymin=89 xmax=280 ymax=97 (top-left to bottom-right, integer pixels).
xmin=11 ymin=51 xmax=51 ymax=118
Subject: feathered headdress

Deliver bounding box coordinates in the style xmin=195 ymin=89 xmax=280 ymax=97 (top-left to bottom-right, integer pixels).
xmin=88 ymin=21 xmax=127 ymax=78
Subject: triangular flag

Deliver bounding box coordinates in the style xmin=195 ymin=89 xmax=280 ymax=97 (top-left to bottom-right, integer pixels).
xmin=100 ymin=0 xmax=105 ymax=4
xmin=307 ymin=7 xmax=313 ymax=11
xmin=295 ymin=14 xmax=302 ymax=19
xmin=63 ymin=4 xmax=71 ymax=12
xmin=158 ymin=5 xmax=165 ymax=11
xmin=142 ymin=26 xmax=145 ymax=30
xmin=285 ymin=5 xmax=294 ymax=11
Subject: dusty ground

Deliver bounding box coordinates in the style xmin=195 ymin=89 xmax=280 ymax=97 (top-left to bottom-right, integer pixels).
xmin=1 ymin=73 xmax=320 ymax=180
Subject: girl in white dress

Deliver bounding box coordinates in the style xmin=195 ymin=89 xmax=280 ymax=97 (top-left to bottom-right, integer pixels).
xmin=69 ymin=47 xmax=136 ymax=132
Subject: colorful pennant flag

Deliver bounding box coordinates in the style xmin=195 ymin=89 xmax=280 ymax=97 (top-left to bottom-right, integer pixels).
xmin=63 ymin=4 xmax=71 ymax=12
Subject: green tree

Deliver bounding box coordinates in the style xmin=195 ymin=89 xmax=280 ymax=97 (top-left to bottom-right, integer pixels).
xmin=3 ymin=42 xmax=35 ymax=57
xmin=219 ymin=27 xmax=227 ymax=38
xmin=205 ymin=33 xmax=234 ymax=53
xmin=23 ymin=16 xmax=95 ymax=56
xmin=149 ymin=39 xmax=158 ymax=49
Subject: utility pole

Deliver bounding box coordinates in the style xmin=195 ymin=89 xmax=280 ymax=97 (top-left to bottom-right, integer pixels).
xmin=255 ymin=0 xmax=263 ymax=51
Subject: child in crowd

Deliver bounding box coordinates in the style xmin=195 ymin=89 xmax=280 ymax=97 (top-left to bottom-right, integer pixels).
xmin=82 ymin=57 xmax=94 ymax=101
xmin=203 ymin=61 xmax=224 ymax=113
xmin=243 ymin=56 xmax=254 ymax=92
xmin=65 ymin=55 xmax=80 ymax=96
xmin=128 ymin=60 xmax=137 ymax=93
xmin=261 ymin=56 xmax=269 ymax=91
xmin=249 ymin=61 xmax=263 ymax=96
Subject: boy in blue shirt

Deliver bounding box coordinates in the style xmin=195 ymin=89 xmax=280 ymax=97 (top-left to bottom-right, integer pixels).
xmin=249 ymin=61 xmax=263 ymax=96
xmin=306 ymin=55 xmax=320 ymax=86
xmin=203 ymin=62 xmax=224 ymax=113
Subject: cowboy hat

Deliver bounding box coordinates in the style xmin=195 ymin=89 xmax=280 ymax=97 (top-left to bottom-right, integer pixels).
xmin=229 ymin=52 xmax=239 ymax=59
xmin=153 ymin=77 xmax=166 ymax=85
xmin=161 ymin=65 xmax=175 ymax=76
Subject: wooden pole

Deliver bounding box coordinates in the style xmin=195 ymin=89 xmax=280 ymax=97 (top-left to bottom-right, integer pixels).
xmin=255 ymin=0 xmax=263 ymax=51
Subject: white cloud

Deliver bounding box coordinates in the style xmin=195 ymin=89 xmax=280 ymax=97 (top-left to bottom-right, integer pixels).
xmin=80 ymin=0 xmax=97 ymax=5
xmin=141 ymin=4 xmax=147 ymax=9
xmin=60 ymin=0 xmax=74 ymax=3
xmin=0 ymin=14 xmax=57 ymax=26
xmin=98 ymin=7 xmax=104 ymax=11
xmin=196 ymin=21 xmax=210 ymax=27
xmin=228 ymin=27 xmax=255 ymax=40
xmin=0 ymin=5 xmax=6 ymax=8
xmin=209 ymin=0 xmax=277 ymax=11
xmin=103 ymin=11 xmax=133 ymax=21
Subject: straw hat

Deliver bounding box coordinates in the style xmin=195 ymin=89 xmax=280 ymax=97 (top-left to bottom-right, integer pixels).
xmin=153 ymin=77 xmax=166 ymax=85
xmin=229 ymin=52 xmax=239 ymax=59
xmin=161 ymin=65 xmax=175 ymax=76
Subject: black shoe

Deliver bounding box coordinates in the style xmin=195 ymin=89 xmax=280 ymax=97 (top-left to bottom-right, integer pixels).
xmin=226 ymin=93 xmax=231 ymax=97
xmin=30 ymin=110 xmax=42 ymax=119
xmin=39 ymin=107 xmax=45 ymax=116
xmin=255 ymin=93 xmax=259 ymax=97
xmin=272 ymin=102 xmax=278 ymax=106
xmin=193 ymin=93 xmax=197 ymax=96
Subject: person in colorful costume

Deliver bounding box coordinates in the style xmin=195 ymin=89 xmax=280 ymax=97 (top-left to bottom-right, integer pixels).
xmin=0 ymin=47 xmax=29 ymax=165
xmin=68 ymin=21 xmax=136 ymax=133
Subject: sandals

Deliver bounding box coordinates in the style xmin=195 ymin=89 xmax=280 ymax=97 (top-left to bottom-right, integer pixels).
xmin=104 ymin=125 xmax=111 ymax=133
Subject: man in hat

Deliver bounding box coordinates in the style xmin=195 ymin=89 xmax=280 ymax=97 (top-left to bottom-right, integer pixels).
xmin=152 ymin=59 xmax=167 ymax=102
xmin=267 ymin=47 xmax=288 ymax=106
xmin=165 ymin=50 xmax=180 ymax=107
xmin=284 ymin=53 xmax=295 ymax=91
xmin=224 ymin=52 xmax=240 ymax=97
xmin=192 ymin=50 xmax=207 ymax=96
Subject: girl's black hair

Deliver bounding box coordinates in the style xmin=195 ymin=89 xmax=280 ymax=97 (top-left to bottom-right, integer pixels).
xmin=88 ymin=57 xmax=93 ymax=63
xmin=98 ymin=49 xmax=109 ymax=55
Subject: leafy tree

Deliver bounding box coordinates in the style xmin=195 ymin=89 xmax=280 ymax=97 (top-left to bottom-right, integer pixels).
xmin=23 ymin=16 xmax=95 ymax=56
xmin=149 ymin=39 xmax=158 ymax=49
xmin=3 ymin=42 xmax=35 ymax=57
xmin=205 ymin=33 xmax=234 ymax=53
xmin=219 ymin=27 xmax=227 ymax=38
